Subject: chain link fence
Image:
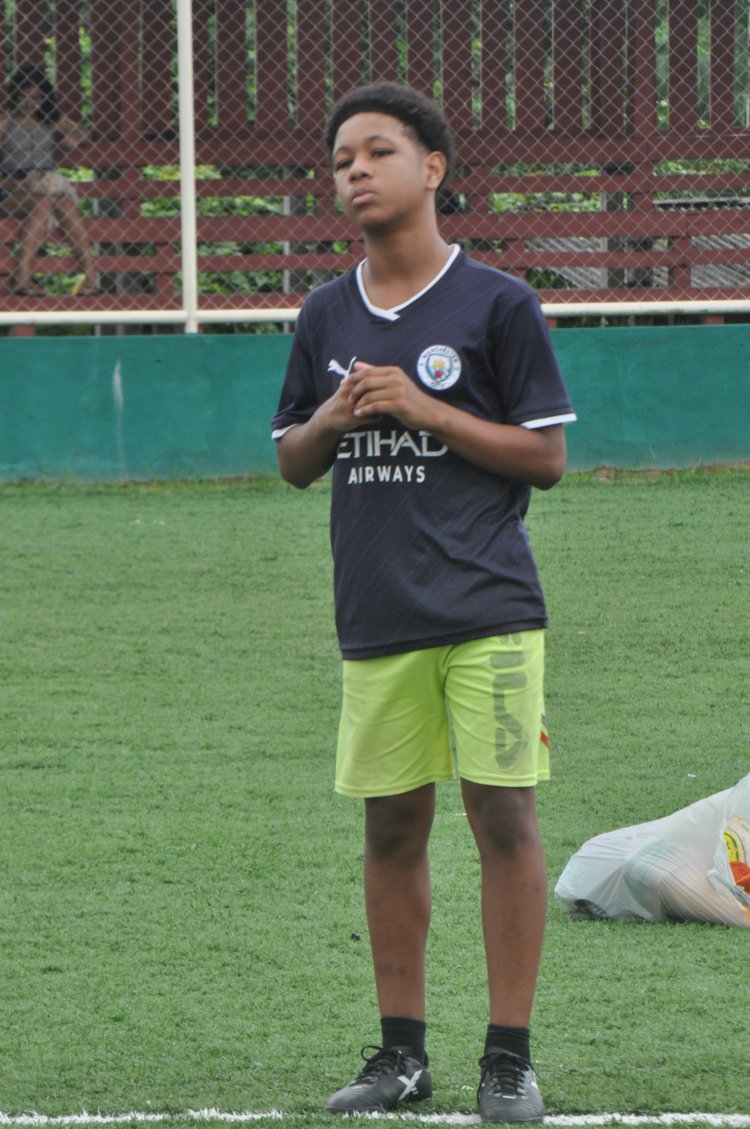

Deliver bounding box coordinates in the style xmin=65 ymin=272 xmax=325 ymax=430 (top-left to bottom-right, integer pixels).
xmin=2 ymin=0 xmax=750 ymax=330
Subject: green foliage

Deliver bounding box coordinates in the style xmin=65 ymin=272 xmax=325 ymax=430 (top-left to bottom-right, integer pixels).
xmin=526 ymin=267 xmax=569 ymax=289
xmin=196 ymin=268 xmax=284 ymax=294
xmin=0 ymin=472 xmax=748 ymax=1122
xmin=489 ymin=191 xmax=601 ymax=215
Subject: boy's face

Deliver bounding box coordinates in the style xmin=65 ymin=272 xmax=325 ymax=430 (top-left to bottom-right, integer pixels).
xmin=331 ymin=111 xmax=445 ymax=230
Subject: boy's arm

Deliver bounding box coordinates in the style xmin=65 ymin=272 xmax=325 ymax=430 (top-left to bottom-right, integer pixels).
xmin=345 ymin=363 xmax=566 ymax=490
xmin=276 ymin=382 xmax=360 ymax=489
xmin=428 ymin=408 xmax=566 ymax=490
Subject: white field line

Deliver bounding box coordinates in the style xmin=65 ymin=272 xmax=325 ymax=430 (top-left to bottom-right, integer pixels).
xmin=1 ymin=1113 xmax=749 ymax=1128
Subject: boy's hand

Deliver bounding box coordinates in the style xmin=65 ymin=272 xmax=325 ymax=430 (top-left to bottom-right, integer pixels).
xmin=318 ymin=375 xmax=365 ymax=432
xmin=344 ymin=362 xmax=434 ymax=430
xmin=276 ymin=377 xmax=365 ymax=488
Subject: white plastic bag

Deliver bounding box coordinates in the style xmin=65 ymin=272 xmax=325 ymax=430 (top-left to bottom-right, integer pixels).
xmin=554 ymin=773 xmax=750 ymax=927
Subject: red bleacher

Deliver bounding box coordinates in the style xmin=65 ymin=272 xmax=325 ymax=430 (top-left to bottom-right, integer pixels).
xmin=2 ymin=0 xmax=750 ymax=322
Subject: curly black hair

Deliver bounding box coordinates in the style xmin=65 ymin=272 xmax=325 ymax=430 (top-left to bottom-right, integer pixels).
xmin=325 ymin=82 xmax=455 ymax=188
xmin=8 ymin=64 xmax=60 ymax=123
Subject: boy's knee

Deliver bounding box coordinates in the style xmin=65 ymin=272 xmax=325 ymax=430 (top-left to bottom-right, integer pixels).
xmin=481 ymin=818 xmax=540 ymax=858
xmin=464 ymin=783 xmax=540 ymax=856
xmin=364 ymin=789 xmax=433 ymax=861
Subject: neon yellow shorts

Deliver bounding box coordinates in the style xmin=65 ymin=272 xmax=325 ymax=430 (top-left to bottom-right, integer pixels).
xmin=336 ymin=630 xmax=550 ymax=797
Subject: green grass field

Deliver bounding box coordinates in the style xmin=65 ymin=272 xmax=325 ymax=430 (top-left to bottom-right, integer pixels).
xmin=1 ymin=471 xmax=748 ymax=1127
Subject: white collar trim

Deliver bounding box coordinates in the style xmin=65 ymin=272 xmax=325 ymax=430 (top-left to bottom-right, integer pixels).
xmin=356 ymin=244 xmax=460 ymax=321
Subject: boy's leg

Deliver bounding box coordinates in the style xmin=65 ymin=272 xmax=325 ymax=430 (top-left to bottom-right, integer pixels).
xmin=326 ymin=784 xmax=435 ymax=1114
xmin=446 ymin=633 xmax=548 ymax=1123
xmin=330 ymin=649 xmax=452 ymax=1114
xmin=447 ymin=632 xmax=548 ymax=1024
xmin=462 ymin=780 xmax=546 ymax=1123
xmin=364 ymin=783 xmax=435 ymax=1021
xmin=461 ymin=781 xmax=546 ymax=1026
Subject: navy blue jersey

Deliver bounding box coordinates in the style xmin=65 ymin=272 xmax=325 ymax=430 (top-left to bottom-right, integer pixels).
xmin=272 ymin=248 xmax=575 ymax=659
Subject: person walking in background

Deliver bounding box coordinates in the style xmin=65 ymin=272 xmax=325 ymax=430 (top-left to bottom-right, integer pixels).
xmin=0 ymin=64 xmax=97 ymax=296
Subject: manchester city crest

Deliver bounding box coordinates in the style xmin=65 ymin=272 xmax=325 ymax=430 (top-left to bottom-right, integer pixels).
xmin=416 ymin=344 xmax=462 ymax=390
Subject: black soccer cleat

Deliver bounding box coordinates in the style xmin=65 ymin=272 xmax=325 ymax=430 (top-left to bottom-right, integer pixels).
xmin=325 ymin=1044 xmax=432 ymax=1114
xmin=477 ymin=1049 xmax=544 ymax=1123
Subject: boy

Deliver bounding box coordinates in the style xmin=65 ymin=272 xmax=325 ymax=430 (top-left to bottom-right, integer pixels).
xmin=271 ymin=83 xmax=575 ymax=1122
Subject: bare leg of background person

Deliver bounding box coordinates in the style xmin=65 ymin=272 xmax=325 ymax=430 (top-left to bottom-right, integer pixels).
xmin=56 ymin=195 xmax=97 ymax=291
xmin=14 ymin=194 xmax=54 ymax=292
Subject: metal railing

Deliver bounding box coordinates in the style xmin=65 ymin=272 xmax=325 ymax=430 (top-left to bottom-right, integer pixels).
xmin=1 ymin=0 xmax=750 ymax=330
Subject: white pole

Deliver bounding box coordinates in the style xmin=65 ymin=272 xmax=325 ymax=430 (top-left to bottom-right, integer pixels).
xmin=6 ymin=299 xmax=750 ymax=329
xmin=0 ymin=308 xmax=299 ymax=327
xmin=0 ymin=310 xmax=191 ymax=327
xmin=176 ymin=0 xmax=199 ymax=333
xmin=538 ymin=299 xmax=750 ymax=319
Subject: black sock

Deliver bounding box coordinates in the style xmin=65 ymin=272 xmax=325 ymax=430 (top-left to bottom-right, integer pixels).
xmin=381 ymin=1016 xmax=427 ymax=1063
xmin=484 ymin=1024 xmax=531 ymax=1065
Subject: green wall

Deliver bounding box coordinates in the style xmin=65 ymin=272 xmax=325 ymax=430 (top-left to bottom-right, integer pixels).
xmin=0 ymin=325 xmax=748 ymax=480
xmin=0 ymin=335 xmax=285 ymax=481
xmin=554 ymin=323 xmax=750 ymax=469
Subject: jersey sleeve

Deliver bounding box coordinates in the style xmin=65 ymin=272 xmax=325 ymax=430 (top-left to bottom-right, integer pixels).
xmin=491 ymin=292 xmax=576 ymax=429
xmin=270 ymin=301 xmax=320 ymax=439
